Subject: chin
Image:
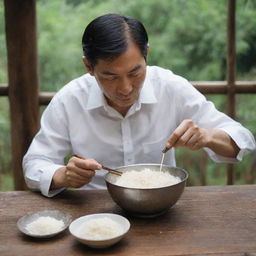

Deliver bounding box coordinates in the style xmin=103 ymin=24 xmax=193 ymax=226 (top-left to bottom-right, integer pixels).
xmin=117 ymin=100 xmax=135 ymax=107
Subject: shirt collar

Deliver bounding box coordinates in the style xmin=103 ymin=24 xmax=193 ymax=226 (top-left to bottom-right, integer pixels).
xmin=86 ymin=79 xmax=105 ymax=110
xmin=138 ymin=72 xmax=157 ymax=104
xmin=85 ymin=68 xmax=157 ymax=110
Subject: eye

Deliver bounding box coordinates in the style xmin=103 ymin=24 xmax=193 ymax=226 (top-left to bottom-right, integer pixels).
xmin=104 ymin=76 xmax=118 ymax=81
xmin=129 ymin=72 xmax=140 ymax=78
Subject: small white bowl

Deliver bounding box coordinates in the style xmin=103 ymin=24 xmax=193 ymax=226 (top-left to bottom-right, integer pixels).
xmin=69 ymin=213 xmax=130 ymax=248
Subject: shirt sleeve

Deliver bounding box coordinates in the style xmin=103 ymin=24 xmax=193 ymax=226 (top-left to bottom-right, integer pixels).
xmin=23 ymin=95 xmax=71 ymax=197
xmin=174 ymin=78 xmax=256 ymax=163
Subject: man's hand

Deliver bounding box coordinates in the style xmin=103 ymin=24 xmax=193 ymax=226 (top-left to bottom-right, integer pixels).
xmin=51 ymin=156 xmax=102 ymax=189
xmin=165 ymin=119 xmax=239 ymax=158
xmin=166 ymin=119 xmax=208 ymax=150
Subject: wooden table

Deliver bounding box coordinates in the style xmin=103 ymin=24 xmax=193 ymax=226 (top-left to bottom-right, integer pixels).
xmin=0 ymin=185 xmax=256 ymax=256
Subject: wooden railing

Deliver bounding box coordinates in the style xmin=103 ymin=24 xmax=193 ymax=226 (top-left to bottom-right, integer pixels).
xmin=1 ymin=0 xmax=256 ymax=189
xmin=1 ymin=81 xmax=256 ymax=101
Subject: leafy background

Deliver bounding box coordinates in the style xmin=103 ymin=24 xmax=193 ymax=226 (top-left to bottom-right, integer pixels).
xmin=0 ymin=0 xmax=255 ymax=190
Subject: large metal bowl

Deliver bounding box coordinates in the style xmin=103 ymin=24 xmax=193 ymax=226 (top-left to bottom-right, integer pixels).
xmin=105 ymin=164 xmax=188 ymax=218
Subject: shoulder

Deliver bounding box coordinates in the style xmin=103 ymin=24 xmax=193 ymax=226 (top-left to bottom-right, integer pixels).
xmin=146 ymin=65 xmax=196 ymax=94
xmin=58 ymin=73 xmax=96 ymax=96
xmin=51 ymin=73 xmax=97 ymax=104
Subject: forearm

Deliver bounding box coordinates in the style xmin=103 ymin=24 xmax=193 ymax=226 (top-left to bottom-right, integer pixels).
xmin=50 ymin=167 xmax=68 ymax=190
xmin=205 ymin=129 xmax=240 ymax=158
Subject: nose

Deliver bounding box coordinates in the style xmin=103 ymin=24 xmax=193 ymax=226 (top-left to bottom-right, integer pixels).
xmin=118 ymin=77 xmax=133 ymax=95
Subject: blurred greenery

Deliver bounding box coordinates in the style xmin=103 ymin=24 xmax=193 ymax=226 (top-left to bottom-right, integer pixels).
xmin=0 ymin=0 xmax=255 ymax=191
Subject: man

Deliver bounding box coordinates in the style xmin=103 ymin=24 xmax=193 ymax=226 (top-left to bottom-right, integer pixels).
xmin=23 ymin=14 xmax=256 ymax=197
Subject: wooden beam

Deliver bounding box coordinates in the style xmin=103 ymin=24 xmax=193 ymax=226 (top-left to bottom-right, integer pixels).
xmin=1 ymin=81 xmax=256 ymax=99
xmin=4 ymin=0 xmax=39 ymax=190
xmin=36 ymin=82 xmax=256 ymax=105
xmin=0 ymin=84 xmax=8 ymax=95
xmin=39 ymin=92 xmax=56 ymax=105
xmin=226 ymin=0 xmax=236 ymax=185
xmin=194 ymin=82 xmax=256 ymax=94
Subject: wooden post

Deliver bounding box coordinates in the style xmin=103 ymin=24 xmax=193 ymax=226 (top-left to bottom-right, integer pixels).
xmin=199 ymin=150 xmax=208 ymax=186
xmin=226 ymin=0 xmax=236 ymax=185
xmin=4 ymin=0 xmax=39 ymax=190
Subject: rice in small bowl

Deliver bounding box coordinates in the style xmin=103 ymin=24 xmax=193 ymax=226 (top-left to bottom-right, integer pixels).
xmin=105 ymin=164 xmax=188 ymax=217
xmin=69 ymin=213 xmax=130 ymax=248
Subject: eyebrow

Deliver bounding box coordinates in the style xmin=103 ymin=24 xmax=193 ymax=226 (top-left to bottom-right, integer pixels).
xmin=101 ymin=64 xmax=142 ymax=76
xmin=128 ymin=65 xmax=142 ymax=73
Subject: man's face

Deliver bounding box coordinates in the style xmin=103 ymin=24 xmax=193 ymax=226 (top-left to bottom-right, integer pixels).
xmin=84 ymin=43 xmax=147 ymax=115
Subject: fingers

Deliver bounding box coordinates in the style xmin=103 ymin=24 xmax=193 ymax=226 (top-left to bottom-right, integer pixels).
xmin=166 ymin=120 xmax=206 ymax=150
xmin=67 ymin=160 xmax=95 ymax=178
xmin=73 ymin=156 xmax=102 ymax=170
xmin=65 ymin=156 xmax=102 ymax=188
xmin=65 ymin=168 xmax=93 ymax=188
xmin=176 ymin=126 xmax=199 ymax=148
xmin=166 ymin=120 xmax=192 ymax=148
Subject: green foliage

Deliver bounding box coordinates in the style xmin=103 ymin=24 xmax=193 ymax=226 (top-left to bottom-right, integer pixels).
xmin=35 ymin=0 xmax=256 ymax=90
xmin=123 ymin=0 xmax=227 ymax=80
xmin=0 ymin=98 xmax=13 ymax=190
xmin=0 ymin=0 xmax=256 ymax=190
xmin=0 ymin=171 xmax=13 ymax=191
xmin=236 ymin=0 xmax=256 ymax=74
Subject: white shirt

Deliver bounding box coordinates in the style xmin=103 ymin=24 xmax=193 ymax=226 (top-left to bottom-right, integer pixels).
xmin=23 ymin=66 xmax=256 ymax=197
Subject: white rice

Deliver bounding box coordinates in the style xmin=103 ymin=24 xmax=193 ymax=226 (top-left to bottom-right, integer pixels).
xmin=78 ymin=217 xmax=123 ymax=240
xmin=26 ymin=216 xmax=64 ymax=235
xmin=115 ymin=168 xmax=181 ymax=188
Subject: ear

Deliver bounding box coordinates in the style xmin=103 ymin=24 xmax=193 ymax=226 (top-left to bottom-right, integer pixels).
xmin=82 ymin=56 xmax=94 ymax=75
xmin=143 ymin=44 xmax=150 ymax=61
xmin=145 ymin=44 xmax=150 ymax=58
xmin=147 ymin=44 xmax=150 ymax=53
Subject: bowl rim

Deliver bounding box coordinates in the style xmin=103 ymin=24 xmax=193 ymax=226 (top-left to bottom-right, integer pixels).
xmin=104 ymin=163 xmax=189 ymax=190
xmin=69 ymin=213 xmax=130 ymax=242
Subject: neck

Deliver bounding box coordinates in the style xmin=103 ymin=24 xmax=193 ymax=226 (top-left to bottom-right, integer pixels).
xmin=105 ymin=97 xmax=131 ymax=117
xmin=118 ymin=106 xmax=131 ymax=117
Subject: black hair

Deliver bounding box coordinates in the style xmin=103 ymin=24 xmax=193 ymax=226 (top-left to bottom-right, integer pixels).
xmin=82 ymin=13 xmax=148 ymax=67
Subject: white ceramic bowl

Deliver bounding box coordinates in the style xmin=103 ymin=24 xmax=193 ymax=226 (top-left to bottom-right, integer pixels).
xmin=69 ymin=213 xmax=130 ymax=248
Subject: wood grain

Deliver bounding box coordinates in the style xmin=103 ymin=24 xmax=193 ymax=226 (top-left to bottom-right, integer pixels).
xmin=4 ymin=0 xmax=39 ymax=190
xmin=0 ymin=185 xmax=255 ymax=256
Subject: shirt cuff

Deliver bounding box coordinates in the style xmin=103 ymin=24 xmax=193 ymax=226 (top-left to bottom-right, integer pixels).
xmin=204 ymin=126 xmax=255 ymax=163
xmin=39 ymin=164 xmax=66 ymax=197
xmin=204 ymin=147 xmax=239 ymax=163
xmin=219 ymin=127 xmax=255 ymax=160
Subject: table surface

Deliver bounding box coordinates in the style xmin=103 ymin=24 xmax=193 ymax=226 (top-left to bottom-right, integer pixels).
xmin=0 ymin=185 xmax=256 ymax=256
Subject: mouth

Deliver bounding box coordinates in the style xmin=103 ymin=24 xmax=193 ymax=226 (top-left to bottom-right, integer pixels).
xmin=114 ymin=96 xmax=135 ymax=107
xmin=117 ymin=97 xmax=134 ymax=104
xmin=116 ymin=93 xmax=133 ymax=100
